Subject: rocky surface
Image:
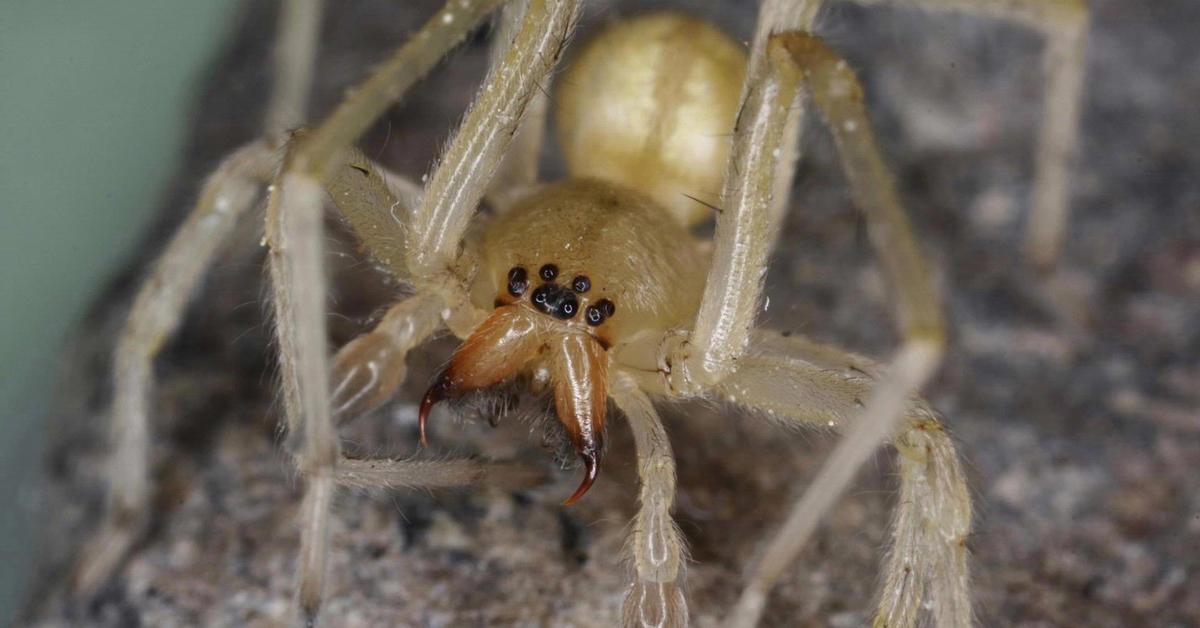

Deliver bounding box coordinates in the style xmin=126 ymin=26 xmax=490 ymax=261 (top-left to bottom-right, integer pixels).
xmin=26 ymin=1 xmax=1199 ymax=626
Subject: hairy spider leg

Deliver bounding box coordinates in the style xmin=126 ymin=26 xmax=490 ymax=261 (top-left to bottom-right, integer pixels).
xmin=264 ymin=0 xmax=580 ymax=621
xmin=843 ymin=0 xmax=1089 ymax=269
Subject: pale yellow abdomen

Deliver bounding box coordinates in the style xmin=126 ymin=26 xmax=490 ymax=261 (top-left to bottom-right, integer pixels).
xmin=555 ymin=13 xmax=747 ymax=227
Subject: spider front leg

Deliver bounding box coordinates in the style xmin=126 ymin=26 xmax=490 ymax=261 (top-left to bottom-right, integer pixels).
xmin=661 ymin=29 xmax=952 ymax=627
xmin=406 ymin=0 xmax=580 ymax=278
xmin=747 ymin=0 xmax=821 ymax=236
xmin=73 ymin=140 xmax=278 ymax=595
xmin=484 ymin=0 xmax=551 ymax=212
xmin=728 ymin=32 xmax=951 ymax=628
xmin=276 ymin=147 xmax=539 ymax=618
xmin=264 ymin=0 xmax=578 ymax=621
xmin=72 ymin=0 xmax=328 ymax=594
xmin=744 ymin=33 xmax=955 ymax=627
xmin=264 ymin=0 xmax=324 ymax=136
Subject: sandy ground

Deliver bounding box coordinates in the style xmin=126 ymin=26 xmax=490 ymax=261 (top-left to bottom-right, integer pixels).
xmin=25 ymin=1 xmax=1199 ymax=626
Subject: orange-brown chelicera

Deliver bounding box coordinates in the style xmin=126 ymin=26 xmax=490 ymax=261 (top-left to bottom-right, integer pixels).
xmin=419 ymin=178 xmax=708 ymax=503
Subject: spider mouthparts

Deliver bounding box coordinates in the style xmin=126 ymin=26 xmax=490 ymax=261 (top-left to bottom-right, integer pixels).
xmin=417 ymin=306 xmax=544 ymax=447
xmin=549 ymin=333 xmax=608 ymax=506
xmin=562 ymin=449 xmax=600 ymax=506
xmin=418 ymin=373 xmax=452 ymax=447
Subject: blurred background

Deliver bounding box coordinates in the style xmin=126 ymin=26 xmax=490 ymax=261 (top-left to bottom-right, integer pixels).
xmin=8 ymin=1 xmax=1200 ymax=626
xmin=0 ymin=2 xmax=240 ymax=621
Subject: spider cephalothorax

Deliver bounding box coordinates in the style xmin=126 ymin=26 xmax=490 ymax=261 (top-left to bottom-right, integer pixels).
xmin=421 ymin=178 xmax=707 ymax=503
xmin=406 ymin=15 xmax=737 ymax=503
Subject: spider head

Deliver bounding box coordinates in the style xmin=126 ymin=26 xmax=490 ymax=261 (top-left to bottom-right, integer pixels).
xmin=502 ymin=262 xmax=617 ymax=337
xmin=419 ymin=179 xmax=703 ymax=505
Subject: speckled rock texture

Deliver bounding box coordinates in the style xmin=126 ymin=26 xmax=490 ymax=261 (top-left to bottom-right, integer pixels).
xmin=25 ymin=1 xmax=1199 ymax=626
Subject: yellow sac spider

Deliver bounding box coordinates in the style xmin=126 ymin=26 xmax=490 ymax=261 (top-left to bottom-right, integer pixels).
xmin=74 ymin=0 xmax=1088 ymax=626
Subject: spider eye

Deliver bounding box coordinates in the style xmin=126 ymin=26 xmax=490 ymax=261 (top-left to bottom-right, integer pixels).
xmin=597 ymin=299 xmax=616 ymax=318
xmin=507 ymin=266 xmax=528 ymax=297
xmin=559 ymin=296 xmax=577 ymax=319
xmin=530 ymin=284 xmax=580 ymax=320
xmin=571 ymin=275 xmax=591 ymax=293
xmin=585 ymin=305 xmax=604 ymax=326
xmin=539 ymin=264 xmax=559 ymax=281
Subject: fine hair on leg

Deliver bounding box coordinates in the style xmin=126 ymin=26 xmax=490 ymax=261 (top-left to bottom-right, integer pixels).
xmin=484 ymin=0 xmax=551 ymax=211
xmin=265 ymin=0 xmax=325 ymax=136
xmin=407 ymin=0 xmax=581 ymax=277
xmin=74 ymin=140 xmax=277 ymax=594
xmin=838 ymin=0 xmax=1090 ymax=268
xmin=78 ymin=0 xmax=325 ymax=597
xmin=719 ymin=331 xmax=972 ymax=627
xmin=611 ymin=372 xmax=688 ymax=628
xmin=261 ymin=1 xmax=580 ymax=621
xmin=725 ymin=31 xmax=949 ymax=628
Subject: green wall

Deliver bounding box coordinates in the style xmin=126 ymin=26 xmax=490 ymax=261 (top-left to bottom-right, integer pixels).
xmin=0 ymin=1 xmax=239 ymax=619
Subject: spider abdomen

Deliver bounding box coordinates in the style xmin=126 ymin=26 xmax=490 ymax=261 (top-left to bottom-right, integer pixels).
xmin=555 ymin=12 xmax=746 ymax=228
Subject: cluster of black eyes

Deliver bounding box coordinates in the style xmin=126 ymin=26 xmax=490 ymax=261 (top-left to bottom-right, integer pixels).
xmin=507 ymin=264 xmax=615 ymax=326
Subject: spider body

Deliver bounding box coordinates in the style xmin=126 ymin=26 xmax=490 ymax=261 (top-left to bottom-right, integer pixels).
xmin=423 ymin=16 xmax=733 ymax=502
xmin=72 ymin=1 xmax=1089 ymax=625
xmin=440 ymin=177 xmax=709 ymax=502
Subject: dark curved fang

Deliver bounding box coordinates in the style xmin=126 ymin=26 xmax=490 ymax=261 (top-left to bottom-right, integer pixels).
xmin=418 ymin=373 xmax=451 ymax=447
xmin=561 ymin=448 xmax=600 ymax=506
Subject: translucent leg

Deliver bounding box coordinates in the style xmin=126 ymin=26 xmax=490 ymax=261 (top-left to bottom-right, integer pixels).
xmin=725 ymin=32 xmax=947 ymax=628
xmin=335 ymin=457 xmax=545 ymax=493
xmin=405 ymin=0 xmax=581 ymax=277
xmin=285 ymin=0 xmax=506 ymax=180
xmin=73 ymin=141 xmax=277 ymax=595
xmin=668 ymin=23 xmax=804 ymax=393
xmin=265 ymin=167 xmax=334 ymax=622
xmin=747 ymin=0 xmax=822 ymax=234
xmin=719 ymin=332 xmax=971 ymax=628
xmin=330 ymin=293 xmax=443 ymax=423
xmin=323 ymin=146 xmax=417 ymax=280
xmin=611 ymin=372 xmax=688 ymax=628
xmin=657 ymin=22 xmax=949 ymax=624
xmin=484 ymin=0 xmax=549 ymax=212
xmin=844 ymin=0 xmax=1089 ymax=269
xmin=265 ymin=0 xmax=325 ymax=135
xmin=75 ymin=0 xmax=329 ymax=594
xmin=261 ymin=2 xmax=565 ymax=620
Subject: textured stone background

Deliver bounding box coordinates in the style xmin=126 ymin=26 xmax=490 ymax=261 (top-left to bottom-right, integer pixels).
xmin=25 ymin=1 xmax=1199 ymax=626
